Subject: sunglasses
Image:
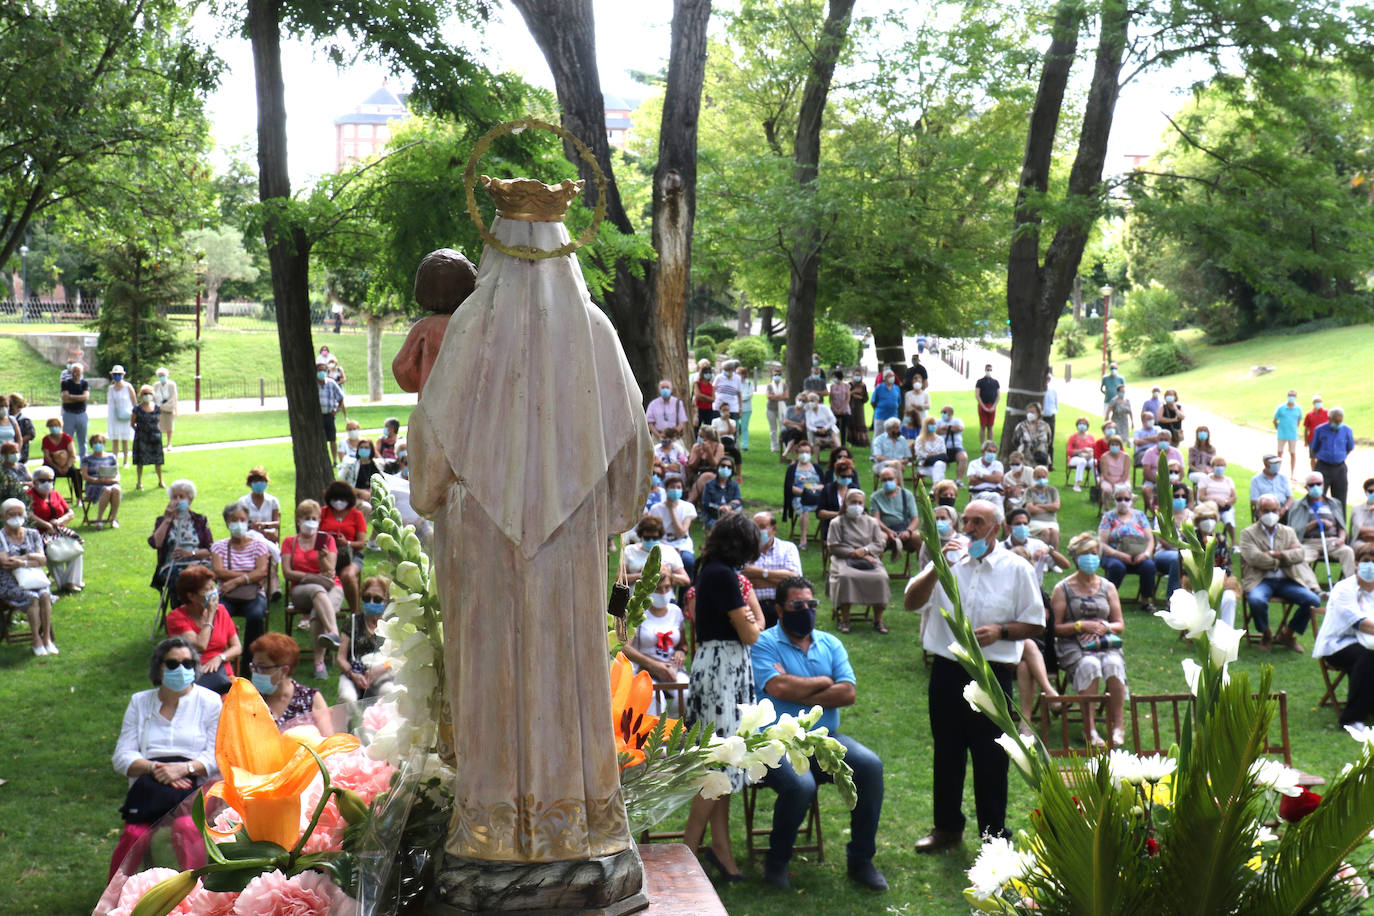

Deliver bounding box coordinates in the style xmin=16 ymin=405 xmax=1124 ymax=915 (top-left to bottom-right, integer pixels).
xmin=785 ymin=599 xmax=820 ymax=612
xmin=163 ymin=658 xmax=195 ymax=670
xmin=361 ymin=595 xmax=387 ymax=604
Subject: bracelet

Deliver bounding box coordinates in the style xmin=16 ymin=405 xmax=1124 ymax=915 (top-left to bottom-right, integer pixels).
xmin=1074 ymin=621 xmax=1083 ymax=633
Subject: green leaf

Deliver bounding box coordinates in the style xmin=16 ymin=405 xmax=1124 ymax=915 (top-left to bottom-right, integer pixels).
xmin=200 ymin=863 xmax=273 ymax=893
xmin=217 ymin=838 xmax=289 ymax=862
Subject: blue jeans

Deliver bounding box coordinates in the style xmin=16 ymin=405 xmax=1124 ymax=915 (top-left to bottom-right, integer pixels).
xmin=1102 ymin=555 xmax=1156 ymax=603
xmin=738 ymin=408 xmax=752 ymax=450
xmin=760 ymin=732 xmax=883 ymax=866
xmin=1245 ymin=578 xmax=1318 ymax=633
xmin=224 ymin=593 xmax=268 ymax=648
xmin=63 ymin=410 xmax=88 ymax=460
xmin=1153 ymin=550 xmax=1181 ymax=595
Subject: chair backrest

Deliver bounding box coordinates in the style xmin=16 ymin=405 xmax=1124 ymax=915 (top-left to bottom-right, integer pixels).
xmin=651 ymin=680 xmax=688 ymax=719
xmin=1033 ymin=694 xmax=1110 ymax=759
xmin=1129 ymin=693 xmax=1191 ymax=757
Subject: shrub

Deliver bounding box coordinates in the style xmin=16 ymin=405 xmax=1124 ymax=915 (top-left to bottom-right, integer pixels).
xmin=1077 ymin=316 xmax=1104 ymax=336
xmin=1115 ymin=282 xmax=1179 ymax=354
xmin=692 ymin=329 xmax=717 ymax=348
xmin=1055 ymin=316 xmax=1086 ymax=358
xmin=725 ymin=335 xmax=771 ymax=369
xmin=1187 ymin=299 xmax=1246 ymax=344
xmin=694 ymin=344 xmax=717 ymax=364
xmin=814 ymin=317 xmax=862 ymax=367
xmin=1138 ymin=339 xmax=1193 ymax=375
xmin=696 ymin=321 xmax=737 ymax=344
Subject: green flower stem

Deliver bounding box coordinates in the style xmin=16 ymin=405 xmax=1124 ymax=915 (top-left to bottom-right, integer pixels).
xmin=288 ymin=746 xmax=334 ymax=863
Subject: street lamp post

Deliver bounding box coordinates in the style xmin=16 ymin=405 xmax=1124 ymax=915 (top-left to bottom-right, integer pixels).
xmin=1099 ymin=284 xmax=1113 ymax=378
xmin=18 ymin=244 xmax=28 ymax=323
xmin=194 ymin=252 xmax=206 ymax=412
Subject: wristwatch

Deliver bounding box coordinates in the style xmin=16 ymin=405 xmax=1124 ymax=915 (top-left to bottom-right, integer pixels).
xmin=999 ymin=623 xmax=1009 ymax=640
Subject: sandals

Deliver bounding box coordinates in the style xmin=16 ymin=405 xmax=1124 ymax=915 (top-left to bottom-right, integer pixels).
xmin=873 ymin=620 xmax=889 ymax=635
xmin=837 ymin=620 xmax=851 ymax=634
xmin=1086 ymin=731 xmax=1107 ymax=749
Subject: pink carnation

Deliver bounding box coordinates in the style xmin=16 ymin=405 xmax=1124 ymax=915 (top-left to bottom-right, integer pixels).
xmin=185 ymin=885 xmax=239 ymax=916
xmin=324 ymin=747 xmax=394 ymax=805
xmin=297 ymin=778 xmax=347 ymax=854
xmin=113 ymin=868 xmax=192 ymax=915
xmin=211 ymin=806 xmax=244 ymax=839
xmin=231 ymin=869 xmax=355 ymax=916
xmin=361 ymin=701 xmax=396 ymax=733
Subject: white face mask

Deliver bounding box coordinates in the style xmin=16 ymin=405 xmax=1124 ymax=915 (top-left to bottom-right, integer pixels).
xmin=845 ymin=504 xmax=864 ymax=518
xmin=1198 ymin=519 xmax=1217 ymax=532
xmin=300 ymin=519 xmax=320 ymax=535
xmin=4 ymin=516 xmax=22 ymax=529
xmin=649 ymin=592 xmax=671 ymax=609
xmin=330 ymin=499 xmax=349 ymax=512
xmin=1260 ymin=512 xmax=1279 ymax=528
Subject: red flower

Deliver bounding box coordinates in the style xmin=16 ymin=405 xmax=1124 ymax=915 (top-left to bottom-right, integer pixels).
xmin=1145 ymin=837 xmax=1159 ymax=857
xmin=1279 ymin=787 xmax=1322 ymax=823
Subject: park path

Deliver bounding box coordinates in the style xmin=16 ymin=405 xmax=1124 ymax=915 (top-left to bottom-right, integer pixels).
xmin=911 ymin=337 xmax=1374 ymax=495
xmin=62 ymin=390 xmax=417 ymax=423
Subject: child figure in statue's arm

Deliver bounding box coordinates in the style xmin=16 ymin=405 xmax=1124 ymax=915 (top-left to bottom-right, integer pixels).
xmin=392 ymin=248 xmax=478 ymax=393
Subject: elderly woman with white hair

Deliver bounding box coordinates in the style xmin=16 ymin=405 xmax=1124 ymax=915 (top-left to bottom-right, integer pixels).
xmin=26 ymin=466 xmax=84 ymax=592
xmin=0 ymin=497 xmax=57 ymax=655
xmin=148 ymin=479 xmax=213 ymax=601
xmin=1051 ymin=532 xmax=1127 ymax=748
xmin=826 ymin=488 xmax=892 ymax=634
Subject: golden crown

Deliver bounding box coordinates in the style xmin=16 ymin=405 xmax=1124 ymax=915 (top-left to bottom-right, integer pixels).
xmin=481 ymin=175 xmax=584 ymax=222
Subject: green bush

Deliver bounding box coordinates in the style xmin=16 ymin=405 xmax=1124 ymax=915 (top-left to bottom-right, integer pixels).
xmin=1055 ymin=315 xmax=1086 ymax=358
xmin=694 ymin=344 xmax=717 ymax=364
xmin=1077 ymin=316 xmax=1104 ymax=336
xmin=1115 ymin=282 xmax=1179 ymax=354
xmin=692 ymin=329 xmax=717 ymax=348
xmin=814 ymin=317 xmax=861 ymax=367
xmin=1187 ymin=298 xmax=1246 ymax=344
xmin=725 ymin=335 xmax=771 ymax=369
xmin=1138 ymin=339 xmax=1193 ymax=375
xmin=696 ymin=320 xmax=737 ymax=344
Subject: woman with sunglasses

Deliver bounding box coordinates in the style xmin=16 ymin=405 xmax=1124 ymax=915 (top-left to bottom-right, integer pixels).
xmin=109 ymin=637 xmax=220 ymax=880
xmin=247 ymin=632 xmax=333 ymax=735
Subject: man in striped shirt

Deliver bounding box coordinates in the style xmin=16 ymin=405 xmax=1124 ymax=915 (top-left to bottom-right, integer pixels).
xmin=742 ymin=510 xmax=802 ymax=627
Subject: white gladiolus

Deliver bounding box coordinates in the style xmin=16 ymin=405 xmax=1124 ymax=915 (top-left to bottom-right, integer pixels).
xmin=1346 ymin=723 xmax=1374 ymax=746
xmin=797 ymin=705 xmax=825 ymax=729
xmin=698 ymin=770 xmax=733 ymax=799
xmin=1208 ymin=620 xmax=1244 ymax=666
xmin=745 ymin=760 xmax=769 ymax=783
xmin=1156 ymin=589 xmax=1217 ymax=638
xmin=995 ymin=733 xmax=1034 ymax=777
xmin=708 ymin=735 xmax=748 ymax=767
xmin=748 ymin=740 xmax=787 ymax=769
xmin=766 ymin=714 xmax=806 ymax=745
xmin=967 ymin=836 xmax=1036 ymax=900
xmin=964 ymin=680 xmax=1002 ymax=718
xmin=1250 ymin=758 xmax=1303 ymax=797
xmin=949 ymin=641 xmax=976 ymax=666
xmin=736 ymin=699 xmax=776 ymax=734
xmin=786 ymin=747 xmax=810 ymax=775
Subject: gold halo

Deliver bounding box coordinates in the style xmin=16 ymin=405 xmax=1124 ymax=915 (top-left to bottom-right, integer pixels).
xmin=463 ymin=118 xmax=608 ymax=260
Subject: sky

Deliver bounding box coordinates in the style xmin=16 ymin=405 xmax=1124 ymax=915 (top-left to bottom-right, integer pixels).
xmin=200 ymin=1 xmax=1192 ymax=188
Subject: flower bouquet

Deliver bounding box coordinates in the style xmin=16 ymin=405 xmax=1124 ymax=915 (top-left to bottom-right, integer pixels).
xmin=911 ymin=453 xmax=1374 ymax=914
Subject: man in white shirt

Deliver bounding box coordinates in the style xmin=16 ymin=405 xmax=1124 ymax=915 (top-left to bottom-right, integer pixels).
xmin=1041 ymin=368 xmax=1059 ymax=470
xmin=904 ymin=500 xmax=1044 ymax=852
xmin=968 ymin=441 xmax=1004 ymax=496
xmin=742 ymin=511 xmax=803 ymax=626
xmin=1312 ymin=544 xmax=1374 ymax=726
xmin=803 ymin=394 xmax=840 ymax=449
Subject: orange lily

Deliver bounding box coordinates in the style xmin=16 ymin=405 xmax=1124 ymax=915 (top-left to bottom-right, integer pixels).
xmin=610 ymin=652 xmax=677 ymax=768
xmin=206 ymin=678 xmax=360 ymax=850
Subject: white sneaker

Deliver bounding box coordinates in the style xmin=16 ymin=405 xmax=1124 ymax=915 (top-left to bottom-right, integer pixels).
xmin=33 ymin=643 xmax=47 ymax=656
xmin=44 ymin=641 xmax=58 ymax=655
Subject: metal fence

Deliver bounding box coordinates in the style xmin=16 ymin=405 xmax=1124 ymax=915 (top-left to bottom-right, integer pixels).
xmin=0 ymin=298 xmax=99 ymax=324
xmin=0 ymin=298 xmax=372 ymax=334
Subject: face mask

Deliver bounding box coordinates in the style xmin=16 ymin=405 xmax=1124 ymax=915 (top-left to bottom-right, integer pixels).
xmin=660 ymin=387 xmax=672 ymax=399
xmin=202 ymin=588 xmax=219 ymax=608
xmin=363 ymin=600 xmax=387 ymax=616
xmin=1009 ymin=464 xmax=1023 ymax=473
xmin=164 ymin=664 xmax=196 ymax=692
xmin=666 ymin=488 xmax=682 ymax=501
xmin=1359 ymin=562 xmax=1374 ymax=583
xmin=1076 ymin=554 xmax=1101 ymax=574
xmin=936 ymin=519 xmax=953 ymax=537
xmin=942 ymin=413 xmax=952 ymax=422
xmin=853 ymin=375 xmax=862 ymax=383
xmin=1109 ymin=444 xmax=1121 ymax=454
xmin=759 ymin=529 xmax=772 ymax=547
xmin=4 ymin=516 xmax=22 ymax=529
xmin=1315 ymin=401 xmax=1323 ymax=409
xmin=142 ymin=394 xmax=154 ymax=403
xmin=1330 ymin=418 xmax=1342 ymax=428
xmin=47 ymin=426 xmax=59 ymax=435
xmin=1172 ymin=497 xmax=1187 ymax=512
xmin=845 ymin=504 xmax=863 ymax=518
xmin=1260 ymin=512 xmax=1279 ymax=528
xmin=317 ymin=371 xmax=327 ymax=381
xmin=331 ymin=499 xmax=350 ymax=512
xmin=882 ymin=479 xmax=897 ymax=492
xmin=1198 ymin=519 xmax=1217 ymax=532
xmin=228 ymin=521 xmax=249 ymax=538
xmin=347 ymin=433 xmax=360 ymax=443
xmin=1077 ymin=424 xmax=1088 ymax=432
xmin=111 ymin=374 xmax=123 ymax=383
xmin=1010 ymin=524 xmax=1029 ymax=542
xmin=1027 ymin=413 xmax=1038 ymax=422
xmin=651 ymin=473 xmax=663 ymax=488
xmin=836 ymin=476 xmax=853 ymax=486
xmin=92 ymin=444 xmax=105 ymax=454
xmin=639 ymin=538 xmax=660 ymax=554
xmin=805 ymin=403 xmax=816 ymax=411
xmin=984 ymin=371 xmax=993 ymax=378
xmin=1212 ymin=466 xmax=1225 ymax=478
xmin=176 ymin=499 xmax=190 ymax=513
xmin=982 ymin=453 xmax=995 ymax=464
xmin=300 ymin=519 xmax=319 ymax=534
xmin=773 ymin=375 xmax=782 ymax=383
xmin=1308 ymin=485 xmax=1324 ymax=499
xmin=1034 ymin=477 xmax=1048 ymax=488
xmin=35 ymin=482 xmax=51 ymax=495
xmin=1104 ymin=428 xmax=1116 ymax=438
xmin=937 ymin=496 xmax=956 ymax=508
xmin=1367 ymin=492 xmax=1374 ymax=504
xmin=1165 ymin=395 xmax=1175 ymax=403
xmin=718 ymin=467 xmax=732 ymax=479
xmin=1197 ymin=430 xmax=1210 ymax=442
xmin=639 ymin=590 xmax=671 ymax=611
xmin=1288 ymin=397 xmax=1296 ymax=406
xmin=798 ymin=453 xmax=811 ymax=463
xmin=1169 ymin=473 xmax=1180 ymax=483
xmin=926 ymin=423 xmax=936 ymax=432
xmin=3 ymin=454 xmax=14 ymax=465
xmin=251 ymin=481 xmax=268 ymax=494
xmin=1266 ymin=462 xmax=1280 ymax=474
xmin=889 ymin=430 xmax=900 ymax=439
xmin=812 ymin=372 xmax=821 ymax=379
xmin=250 ymin=671 xmax=277 ymax=695
xmin=781 ymin=604 xmax=817 ymax=637
xmin=968 ymin=537 xmax=990 ymax=559
xmin=158 ymin=374 xmax=168 ymax=381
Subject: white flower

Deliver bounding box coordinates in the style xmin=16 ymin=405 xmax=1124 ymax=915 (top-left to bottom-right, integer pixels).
xmin=698 ymin=770 xmax=733 ymax=799
xmin=746 ymin=739 xmax=786 ymax=770
xmin=1157 ymin=589 xmax=1217 ymax=638
xmin=786 ymin=747 xmax=810 ymax=775
xmin=797 ymin=705 xmax=825 ymax=729
xmin=1257 ymin=825 xmax=1279 ymax=844
xmin=1181 ymin=658 xmax=1203 ymax=696
xmin=1208 ymin=620 xmax=1244 ymax=666
xmin=966 ymin=836 xmax=1036 ymax=900
xmin=736 ymin=699 xmax=776 ymax=734
xmin=708 ymin=735 xmax=748 ymax=767
xmin=765 ymin=714 xmax=806 ymax=745
xmin=1137 ymin=756 xmax=1177 ymax=784
xmin=995 ymin=733 xmax=1034 ymax=777
xmin=1345 ymin=723 xmax=1374 ymax=746
xmin=745 ymin=760 xmax=769 ymax=783
xmin=1250 ymin=758 xmax=1303 ymax=797
xmin=964 ymin=681 xmax=1002 ymax=718
xmin=1107 ymin=749 xmax=1146 ymax=786
xmin=949 ymin=640 xmax=976 ymax=666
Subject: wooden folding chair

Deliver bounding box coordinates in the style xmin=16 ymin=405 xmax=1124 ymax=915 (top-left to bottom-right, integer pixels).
xmin=1236 ymin=561 xmax=1293 ymax=645
xmin=742 ymin=783 xmax=824 ymax=863
xmin=1129 ymin=693 xmax=1191 ymax=757
xmin=1319 ymin=659 xmax=1347 ymax=714
xmin=283 ymin=594 xmax=313 ymax=662
xmin=0 ymin=597 xmax=34 ymax=646
xmin=1261 ymin=691 xmax=1323 ymax=787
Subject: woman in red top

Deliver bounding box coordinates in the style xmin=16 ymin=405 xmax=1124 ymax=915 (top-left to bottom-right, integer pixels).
xmin=692 ymin=361 xmax=716 ymax=437
xmin=26 ymin=466 xmax=83 ymax=591
xmin=282 ymin=498 xmax=344 ymax=679
xmin=1065 ymin=416 xmax=1097 ymax=492
xmin=164 ymin=565 xmax=240 ymax=695
xmin=40 ymin=417 xmax=80 ymax=501
xmin=319 ymin=481 xmax=367 ymax=618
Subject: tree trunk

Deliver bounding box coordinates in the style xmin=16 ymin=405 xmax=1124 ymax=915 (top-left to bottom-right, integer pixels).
xmin=247 ymin=0 xmax=332 ymax=504
xmin=205 ymin=282 xmax=221 ymax=328
xmin=759 ymin=304 xmax=776 ymax=341
xmin=366 ymin=314 xmax=384 ymax=402
xmin=871 ymin=327 xmax=906 ymax=372
xmin=782 ymin=0 xmax=857 ymax=395
xmin=1001 ymin=0 xmax=1127 ymax=456
xmin=651 ymin=0 xmax=712 ymax=408
xmin=509 ymin=0 xmax=662 ymax=403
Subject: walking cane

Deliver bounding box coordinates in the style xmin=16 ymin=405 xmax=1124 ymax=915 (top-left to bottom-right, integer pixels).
xmin=1317 ymin=512 xmax=1334 ymax=594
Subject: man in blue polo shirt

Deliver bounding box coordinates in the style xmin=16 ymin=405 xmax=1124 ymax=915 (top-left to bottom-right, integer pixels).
xmin=1311 ymin=406 xmax=1355 ymax=510
xmin=751 ymin=576 xmax=887 ymax=893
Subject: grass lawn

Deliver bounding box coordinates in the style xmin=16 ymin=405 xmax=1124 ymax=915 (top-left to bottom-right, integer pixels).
xmin=0 ymin=326 xmax=414 ymax=408
xmin=2 ymin=392 xmax=1365 ymax=914
xmin=1107 ymin=324 xmax=1374 ymax=436
xmin=164 ymin=404 xmax=415 ymax=449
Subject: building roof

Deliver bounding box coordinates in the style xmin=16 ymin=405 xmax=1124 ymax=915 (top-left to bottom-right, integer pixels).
xmin=606 ymin=116 xmax=632 ymax=130
xmin=603 ymin=91 xmax=631 ymax=112
xmin=333 ymin=112 xmax=402 ymax=126
xmin=362 ymin=85 xmax=404 ymax=108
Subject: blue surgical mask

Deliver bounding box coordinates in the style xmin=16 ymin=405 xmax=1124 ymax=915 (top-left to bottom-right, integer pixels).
xmin=250 ymin=671 xmax=277 ymax=695
xmin=1173 ymin=497 xmax=1187 ymax=511
xmin=882 ymin=479 xmax=897 ymax=492
xmin=1164 ymin=395 xmax=1175 ymax=403
xmin=163 ymin=664 xmax=195 ymax=692
xmin=177 ymin=499 xmax=189 ymax=513
xmin=967 ymin=537 xmax=990 ymax=559
xmin=1077 ymin=554 xmax=1101 ymax=574
xmin=1034 ymin=477 xmax=1048 ymax=488
xmin=92 ymin=443 xmax=105 ymax=454
xmin=1077 ymin=424 xmax=1088 ymax=432
xmin=718 ymin=467 xmax=732 ymax=479
xmin=651 ymin=473 xmax=663 ymax=487
xmin=111 ymin=374 xmax=123 ymax=382
xmin=1360 ymin=562 xmax=1374 ymax=583
xmin=203 ymin=588 xmax=219 ymax=608
xmin=398 ymin=450 xmax=407 ymax=461
xmin=251 ymin=481 xmax=268 ymax=494
xmin=836 ymin=476 xmax=852 ymax=486
xmin=357 ymin=448 xmax=372 ymax=459
xmin=317 ymin=370 xmax=327 ymax=380
xmin=936 ymin=519 xmax=953 ymax=537
xmin=1197 ymin=431 xmax=1208 ymax=441
xmin=759 ymin=529 xmax=771 ymax=547
xmin=1212 ymin=466 xmax=1225 ymax=477
xmin=982 ymin=452 xmax=995 ymax=464
xmin=666 ymin=488 xmax=682 ymax=501
xmin=228 ymin=521 xmax=249 ymax=538
xmin=1109 ymin=444 xmax=1121 ymax=454
xmin=1010 ymin=524 xmax=1029 ymax=542
xmin=363 ymin=600 xmax=387 ymax=616
xmin=640 ymin=538 xmax=660 ymax=552
xmin=1309 ymin=485 xmax=1324 ymax=499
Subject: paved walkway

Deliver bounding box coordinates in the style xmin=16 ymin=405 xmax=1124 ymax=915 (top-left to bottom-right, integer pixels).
xmin=912 ymin=337 xmax=1374 ymax=498
xmin=64 ymin=390 xmax=417 ymax=423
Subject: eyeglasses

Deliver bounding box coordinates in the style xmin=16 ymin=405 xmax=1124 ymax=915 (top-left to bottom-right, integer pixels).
xmin=361 ymin=595 xmax=386 ymax=604
xmin=249 ymin=662 xmax=284 ymax=673
xmin=785 ymin=599 xmax=820 ymax=611
xmin=162 ymin=658 xmax=195 ymax=670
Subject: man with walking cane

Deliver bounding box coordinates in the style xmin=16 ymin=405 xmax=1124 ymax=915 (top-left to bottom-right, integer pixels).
xmin=1288 ymin=471 xmax=1356 ymax=592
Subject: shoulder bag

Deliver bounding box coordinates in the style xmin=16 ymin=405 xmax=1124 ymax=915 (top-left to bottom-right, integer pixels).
xmin=224 ymin=543 xmax=260 ymax=602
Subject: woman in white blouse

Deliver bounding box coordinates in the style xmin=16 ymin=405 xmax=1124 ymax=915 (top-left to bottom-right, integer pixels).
xmin=108 ymin=636 xmax=221 ymax=880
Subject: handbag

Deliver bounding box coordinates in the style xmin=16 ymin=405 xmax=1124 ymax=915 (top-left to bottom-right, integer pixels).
xmin=846 ymin=557 xmax=877 ymax=571
xmin=45 ymin=536 xmax=83 ymax=564
xmin=195 ymin=666 xmax=233 ymax=695
xmin=14 ymin=565 xmax=49 ymax=591
xmin=224 ymin=544 xmax=260 ymax=602
xmin=1077 ymin=632 xmax=1123 ymax=652
xmin=120 ymin=758 xmax=200 ymax=824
